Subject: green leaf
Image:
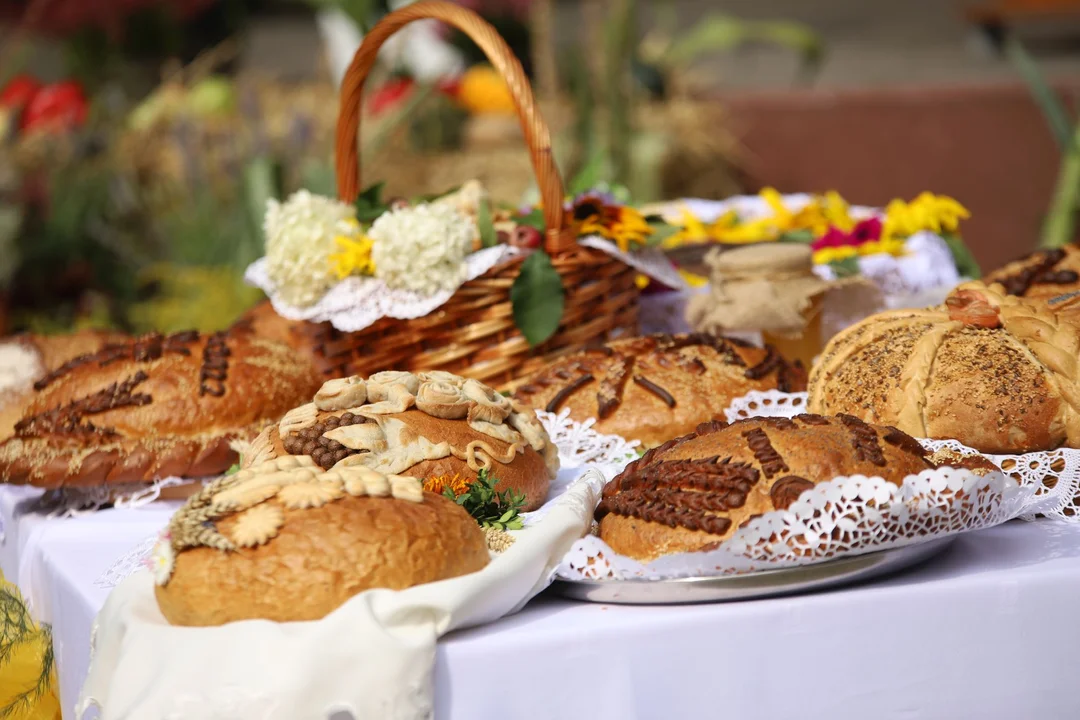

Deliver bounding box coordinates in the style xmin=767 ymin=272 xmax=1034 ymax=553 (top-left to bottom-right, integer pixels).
xmin=511 ymin=250 xmax=565 ymax=347
xmin=242 ymin=156 xmax=281 ymax=264
xmin=354 ymin=181 xmax=389 ymax=223
xmin=942 ymin=233 xmax=982 ymax=278
xmin=478 ymin=198 xmax=497 ymax=248
xmin=664 ymin=14 xmax=824 ymax=80
xmin=569 ymin=144 xmax=612 ymax=195
xmin=225 ymin=464 xmax=240 ymax=476
xmin=1005 ymin=38 xmax=1075 ymax=151
xmin=516 ymin=208 xmax=546 ymax=231
xmin=828 ymin=256 xmax=861 ymax=278
xmin=778 ymin=229 xmax=816 ymax=244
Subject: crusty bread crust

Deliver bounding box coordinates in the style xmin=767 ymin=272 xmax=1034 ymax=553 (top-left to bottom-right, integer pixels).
xmin=0 ymin=327 xmax=323 ymax=488
xmin=808 ymin=282 xmax=1080 ymax=453
xmin=597 ymin=415 xmax=933 ymax=562
xmin=156 ymin=491 xmax=488 ymax=626
xmin=513 ymin=333 xmax=807 ymax=448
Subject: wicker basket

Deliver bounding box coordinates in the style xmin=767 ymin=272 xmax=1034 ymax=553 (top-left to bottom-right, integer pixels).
xmin=280 ymin=1 xmax=639 ymax=389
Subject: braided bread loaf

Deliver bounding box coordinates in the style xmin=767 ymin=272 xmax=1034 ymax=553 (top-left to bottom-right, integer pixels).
xmin=984 ymin=245 xmax=1080 ymax=301
xmin=808 ymin=282 xmax=1080 ymax=453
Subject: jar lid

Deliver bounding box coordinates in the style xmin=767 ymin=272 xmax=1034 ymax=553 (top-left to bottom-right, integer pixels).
xmin=713 ymin=243 xmax=814 ymax=277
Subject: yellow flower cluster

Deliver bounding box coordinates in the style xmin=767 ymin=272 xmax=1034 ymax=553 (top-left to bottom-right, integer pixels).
xmin=811 ymin=238 xmax=907 ymax=266
xmin=328 ymin=218 xmax=377 ymax=280
xmin=664 ymin=188 xmax=856 ymax=248
xmin=578 ymin=205 xmax=654 ymax=253
xmin=883 ymin=192 xmax=969 ymax=239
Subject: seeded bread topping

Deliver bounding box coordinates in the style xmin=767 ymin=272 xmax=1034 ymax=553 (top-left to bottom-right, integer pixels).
xmin=809 ymin=282 xmax=1080 ymax=453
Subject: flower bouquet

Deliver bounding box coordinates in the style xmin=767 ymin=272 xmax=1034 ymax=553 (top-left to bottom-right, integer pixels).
xmin=635 ymin=189 xmax=981 ymax=336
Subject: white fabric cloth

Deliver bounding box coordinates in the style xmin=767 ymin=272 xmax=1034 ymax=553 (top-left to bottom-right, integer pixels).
xmin=26 ymin=509 xmax=1080 ymax=720
xmin=77 ymin=470 xmax=603 ymax=719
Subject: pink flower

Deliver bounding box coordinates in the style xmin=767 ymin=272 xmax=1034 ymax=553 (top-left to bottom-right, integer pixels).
xmin=811 ymin=217 xmax=882 ymax=251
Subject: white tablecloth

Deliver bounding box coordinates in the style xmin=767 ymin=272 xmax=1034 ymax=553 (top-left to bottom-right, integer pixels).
xmin=6 ymin=484 xmax=1080 ymax=720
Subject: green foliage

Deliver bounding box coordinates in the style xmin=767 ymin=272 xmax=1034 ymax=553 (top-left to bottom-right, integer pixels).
xmin=477 ymin=197 xmax=497 ymax=248
xmin=0 ymin=584 xmax=55 ymax=719
xmin=1006 ymin=39 xmax=1073 ymax=151
xmin=661 ymin=14 xmax=824 ymax=80
xmin=354 ymin=181 xmax=389 ymax=224
xmin=942 ymin=233 xmax=982 ymax=279
xmin=827 ymin=256 xmax=861 ymax=278
xmin=1006 ymin=38 xmax=1080 ymax=249
xmin=442 ymin=469 xmax=526 ymax=531
xmin=511 ymin=250 xmax=565 ymax=347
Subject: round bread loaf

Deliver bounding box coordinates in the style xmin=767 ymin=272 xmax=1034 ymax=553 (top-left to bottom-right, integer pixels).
xmin=512 ymin=333 xmax=806 ymax=448
xmin=245 ymin=370 xmax=559 ymax=511
xmin=984 ymin=244 xmax=1080 ymax=302
xmin=154 ymin=458 xmax=488 ymax=626
xmin=597 ymin=414 xmax=934 ymax=562
xmin=808 ymin=282 xmax=1080 ymax=453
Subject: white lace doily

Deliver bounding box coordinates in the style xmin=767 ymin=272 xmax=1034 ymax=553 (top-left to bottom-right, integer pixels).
xmin=27 ymin=476 xmax=196 ymax=520
xmin=93 ymin=410 xmax=641 ymax=589
xmin=557 ymin=466 xmax=1028 ymax=581
xmin=725 ymin=390 xmax=1080 ymax=521
xmin=659 ymin=195 xmax=962 ymax=298
xmin=246 ymin=236 xmax=686 ymax=335
xmin=578 ymin=236 xmax=688 ymax=291
xmin=244 ymin=244 xmax=521 ymax=332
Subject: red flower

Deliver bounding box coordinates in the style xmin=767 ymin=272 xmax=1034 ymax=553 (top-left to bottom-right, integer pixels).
xmin=21 ymin=81 xmax=88 ymax=133
xmin=0 ymin=74 xmax=42 ymax=110
xmin=811 ymin=217 xmax=882 ymax=251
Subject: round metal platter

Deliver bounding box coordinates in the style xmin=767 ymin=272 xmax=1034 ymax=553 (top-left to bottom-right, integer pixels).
xmin=551 ymin=537 xmax=955 ymax=605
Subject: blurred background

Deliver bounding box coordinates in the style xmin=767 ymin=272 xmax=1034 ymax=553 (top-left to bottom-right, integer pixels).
xmin=2 ymin=0 xmax=1080 ymax=334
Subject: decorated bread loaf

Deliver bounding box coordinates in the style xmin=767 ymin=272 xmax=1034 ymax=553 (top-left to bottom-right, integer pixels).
xmin=984 ymin=245 xmax=1080 ymax=302
xmin=596 ymin=414 xmax=934 ymax=562
xmin=153 ymin=458 xmax=488 ymax=625
xmin=247 ymin=370 xmax=558 ymax=511
xmin=0 ymin=330 xmax=127 ymax=441
xmin=808 ymin=283 xmax=1080 ymax=453
xmin=512 ymin=333 xmax=806 ymax=448
xmin=0 ymin=326 xmax=323 ymax=487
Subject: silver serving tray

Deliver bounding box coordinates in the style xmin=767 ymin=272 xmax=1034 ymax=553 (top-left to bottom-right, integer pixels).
xmin=551 ymin=537 xmax=954 ymax=605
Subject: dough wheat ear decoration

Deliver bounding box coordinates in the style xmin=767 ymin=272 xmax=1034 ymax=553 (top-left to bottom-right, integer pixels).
xmin=809 ymin=282 xmax=1080 ymax=453
xmin=250 ymin=371 xmax=557 ymax=511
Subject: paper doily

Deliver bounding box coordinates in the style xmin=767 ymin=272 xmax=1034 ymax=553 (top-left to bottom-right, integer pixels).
xmin=556 ymin=465 xmax=1028 ymax=581
xmin=247 ymin=236 xmax=685 ymax=335
xmin=660 ymin=195 xmax=962 ymax=298
xmin=93 ymin=410 xmax=640 ymax=589
xmin=725 ymin=390 xmax=1080 ymax=521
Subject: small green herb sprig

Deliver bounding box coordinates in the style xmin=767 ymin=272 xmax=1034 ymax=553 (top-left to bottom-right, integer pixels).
xmin=443 ymin=469 xmax=526 ymax=531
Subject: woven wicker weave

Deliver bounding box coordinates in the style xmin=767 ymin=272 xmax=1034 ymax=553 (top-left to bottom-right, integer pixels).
xmin=283 ymin=0 xmax=639 ymax=389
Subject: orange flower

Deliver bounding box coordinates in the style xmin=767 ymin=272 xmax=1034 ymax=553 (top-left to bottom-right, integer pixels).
xmin=423 ymin=473 xmax=472 ymax=496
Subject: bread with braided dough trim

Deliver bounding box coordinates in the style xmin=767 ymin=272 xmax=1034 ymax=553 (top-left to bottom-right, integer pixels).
xmin=808 ymin=281 xmax=1080 ymax=453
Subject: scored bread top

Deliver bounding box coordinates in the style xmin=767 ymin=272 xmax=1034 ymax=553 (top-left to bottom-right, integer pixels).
xmin=512 ymin=333 xmax=807 ymax=448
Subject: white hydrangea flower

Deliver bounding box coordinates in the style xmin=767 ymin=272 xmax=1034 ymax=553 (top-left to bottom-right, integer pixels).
xmin=264 ymin=190 xmax=358 ymax=307
xmin=369 ymin=202 xmax=476 ymax=295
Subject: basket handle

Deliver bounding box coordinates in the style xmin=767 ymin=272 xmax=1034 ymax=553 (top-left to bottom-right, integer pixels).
xmin=335 ymin=0 xmax=573 ymax=254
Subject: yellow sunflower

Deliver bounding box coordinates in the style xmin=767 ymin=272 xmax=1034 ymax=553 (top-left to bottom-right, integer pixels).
xmin=572 ymin=195 xmax=654 ymax=253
